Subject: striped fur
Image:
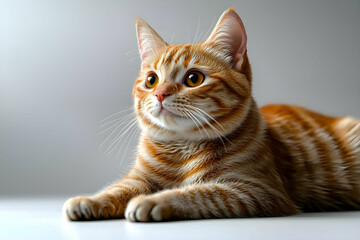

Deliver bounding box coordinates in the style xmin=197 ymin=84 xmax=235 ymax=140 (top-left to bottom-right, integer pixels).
xmin=63 ymin=9 xmax=360 ymax=221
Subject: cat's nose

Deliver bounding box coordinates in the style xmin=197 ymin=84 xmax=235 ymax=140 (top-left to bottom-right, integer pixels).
xmin=154 ymin=90 xmax=171 ymax=103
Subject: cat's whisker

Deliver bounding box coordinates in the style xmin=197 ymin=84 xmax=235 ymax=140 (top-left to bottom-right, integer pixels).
xmin=183 ymin=108 xmax=211 ymax=139
xmin=129 ymin=55 xmax=141 ymax=62
xmin=171 ymin=103 xmax=234 ymax=147
xmin=109 ymin=115 xmax=139 ymax=148
xmin=163 ymin=102 xmax=215 ymax=139
xmin=99 ymin=112 xmax=135 ymax=128
xmin=119 ymin=126 xmax=141 ymax=169
xmin=165 ymin=102 xmax=230 ymax=146
xmin=99 ymin=108 xmax=134 ymax=123
xmin=187 ymin=24 xmax=191 ymax=44
xmin=117 ymin=121 xmax=140 ymax=169
xmin=197 ymin=30 xmax=205 ymax=44
xmin=103 ymin=118 xmax=138 ymax=155
xmin=98 ymin=120 xmax=122 ymax=136
xmin=187 ymin=108 xmax=228 ymax=148
xmin=181 ymin=108 xmax=204 ymax=135
xmin=183 ymin=105 xmax=228 ymax=142
xmin=201 ymin=16 xmax=217 ymax=42
xmin=115 ymin=125 xmax=134 ymax=159
xmin=125 ymin=49 xmax=140 ymax=56
xmin=98 ymin=113 xmax=135 ymax=136
xmin=170 ymin=32 xmax=175 ymax=45
xmin=187 ymin=105 xmax=226 ymax=131
xmin=99 ymin=116 xmax=136 ymax=150
xmin=98 ymin=119 xmax=133 ymax=149
xmin=191 ymin=108 xmax=228 ymax=139
xmin=193 ymin=111 xmax=228 ymax=150
xmin=193 ymin=17 xmax=201 ymax=44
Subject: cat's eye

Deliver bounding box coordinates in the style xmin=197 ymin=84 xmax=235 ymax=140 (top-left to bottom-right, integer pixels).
xmin=184 ymin=71 xmax=205 ymax=87
xmin=145 ymin=73 xmax=158 ymax=89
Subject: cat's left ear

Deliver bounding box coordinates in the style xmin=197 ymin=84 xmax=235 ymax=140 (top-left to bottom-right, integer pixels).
xmin=136 ymin=18 xmax=167 ymax=63
xmin=205 ymin=9 xmax=247 ymax=70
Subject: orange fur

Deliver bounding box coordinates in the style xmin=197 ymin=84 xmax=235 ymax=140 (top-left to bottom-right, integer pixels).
xmin=63 ymin=9 xmax=360 ymax=221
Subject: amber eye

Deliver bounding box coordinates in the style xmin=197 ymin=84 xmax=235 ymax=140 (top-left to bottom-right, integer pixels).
xmin=184 ymin=71 xmax=205 ymax=87
xmin=145 ymin=73 xmax=158 ymax=89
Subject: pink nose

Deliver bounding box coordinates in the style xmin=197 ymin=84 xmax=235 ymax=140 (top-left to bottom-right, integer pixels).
xmin=154 ymin=90 xmax=170 ymax=102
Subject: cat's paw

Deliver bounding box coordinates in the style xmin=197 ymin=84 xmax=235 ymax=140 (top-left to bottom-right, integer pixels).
xmin=125 ymin=195 xmax=172 ymax=222
xmin=63 ymin=195 xmax=118 ymax=221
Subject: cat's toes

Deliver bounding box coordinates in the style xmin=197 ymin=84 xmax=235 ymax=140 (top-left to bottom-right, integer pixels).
xmin=63 ymin=196 xmax=117 ymax=221
xmin=125 ymin=195 xmax=172 ymax=222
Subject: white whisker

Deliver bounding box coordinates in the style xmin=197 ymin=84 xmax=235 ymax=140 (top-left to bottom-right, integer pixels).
xmin=191 ymin=110 xmax=228 ymax=150
xmin=170 ymin=32 xmax=175 ymax=45
xmin=193 ymin=17 xmax=201 ymax=43
xmin=98 ymin=113 xmax=135 ymax=135
xmin=187 ymin=24 xmax=191 ymax=44
xmin=185 ymin=108 xmax=212 ymax=139
xmin=188 ymin=105 xmax=226 ymax=131
xmin=117 ymin=121 xmax=140 ymax=169
xmin=125 ymin=49 xmax=140 ymax=56
xmin=103 ymin=118 xmax=138 ymax=154
xmin=99 ymin=108 xmax=133 ymax=123
xmin=129 ymin=55 xmax=141 ymax=62
xmin=202 ymin=16 xmax=217 ymax=42
xmin=197 ymin=30 xmax=205 ymax=44
xmin=182 ymin=109 xmax=203 ymax=136
xmin=99 ymin=112 xmax=135 ymax=128
xmin=98 ymin=119 xmax=132 ymax=149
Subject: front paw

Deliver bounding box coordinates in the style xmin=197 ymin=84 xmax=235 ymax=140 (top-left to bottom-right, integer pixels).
xmin=63 ymin=195 xmax=118 ymax=221
xmin=125 ymin=195 xmax=172 ymax=222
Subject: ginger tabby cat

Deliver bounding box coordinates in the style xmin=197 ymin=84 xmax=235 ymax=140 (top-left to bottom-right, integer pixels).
xmin=63 ymin=9 xmax=360 ymax=221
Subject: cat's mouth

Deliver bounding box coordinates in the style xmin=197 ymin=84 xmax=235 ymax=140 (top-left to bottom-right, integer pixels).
xmin=153 ymin=103 xmax=187 ymax=119
xmin=147 ymin=103 xmax=202 ymax=131
xmin=158 ymin=107 xmax=185 ymax=118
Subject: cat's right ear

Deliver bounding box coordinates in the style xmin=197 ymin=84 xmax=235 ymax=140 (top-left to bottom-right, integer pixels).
xmin=136 ymin=18 xmax=167 ymax=63
xmin=204 ymin=9 xmax=247 ymax=71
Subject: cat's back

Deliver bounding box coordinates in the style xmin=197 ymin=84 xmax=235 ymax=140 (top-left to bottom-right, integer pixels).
xmin=260 ymin=104 xmax=360 ymax=211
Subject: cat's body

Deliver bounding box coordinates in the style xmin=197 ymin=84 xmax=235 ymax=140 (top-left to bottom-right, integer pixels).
xmin=263 ymin=105 xmax=360 ymax=212
xmin=63 ymin=9 xmax=360 ymax=221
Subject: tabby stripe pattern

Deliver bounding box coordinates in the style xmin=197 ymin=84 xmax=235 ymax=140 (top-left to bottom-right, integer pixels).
xmin=64 ymin=9 xmax=359 ymax=222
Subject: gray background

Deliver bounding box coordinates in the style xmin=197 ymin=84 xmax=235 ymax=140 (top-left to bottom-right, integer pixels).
xmin=1 ymin=0 xmax=359 ymax=197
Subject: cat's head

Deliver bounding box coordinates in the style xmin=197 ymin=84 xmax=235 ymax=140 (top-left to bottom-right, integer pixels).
xmin=133 ymin=9 xmax=252 ymax=141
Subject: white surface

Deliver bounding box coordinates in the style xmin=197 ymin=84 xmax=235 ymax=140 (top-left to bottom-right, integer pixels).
xmin=1 ymin=198 xmax=359 ymax=240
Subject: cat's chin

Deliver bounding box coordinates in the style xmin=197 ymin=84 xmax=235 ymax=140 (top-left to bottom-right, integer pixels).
xmin=157 ymin=108 xmax=184 ymax=119
xmin=145 ymin=111 xmax=198 ymax=133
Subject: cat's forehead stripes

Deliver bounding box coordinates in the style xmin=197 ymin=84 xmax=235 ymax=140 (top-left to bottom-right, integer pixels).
xmin=151 ymin=45 xmax=200 ymax=82
xmin=169 ymin=66 xmax=180 ymax=80
xmin=163 ymin=45 xmax=182 ymax=65
xmin=154 ymin=45 xmax=196 ymax=67
xmin=153 ymin=46 xmax=178 ymax=70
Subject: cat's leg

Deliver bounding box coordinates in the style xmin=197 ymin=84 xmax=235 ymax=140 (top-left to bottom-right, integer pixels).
xmin=125 ymin=182 xmax=299 ymax=222
xmin=63 ymin=167 xmax=153 ymax=221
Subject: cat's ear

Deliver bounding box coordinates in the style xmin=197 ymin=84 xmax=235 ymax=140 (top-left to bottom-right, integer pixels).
xmin=205 ymin=9 xmax=247 ymax=70
xmin=136 ymin=18 xmax=167 ymax=63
